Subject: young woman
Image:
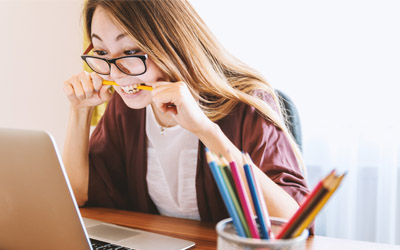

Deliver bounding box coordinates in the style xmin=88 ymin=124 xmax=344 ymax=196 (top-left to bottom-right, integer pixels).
xmin=63 ymin=0 xmax=309 ymax=222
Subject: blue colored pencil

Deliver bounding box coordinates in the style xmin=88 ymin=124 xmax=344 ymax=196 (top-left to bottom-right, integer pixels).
xmin=205 ymin=148 xmax=246 ymax=237
xmin=243 ymin=153 xmax=271 ymax=239
xmin=217 ymin=156 xmax=251 ymax=238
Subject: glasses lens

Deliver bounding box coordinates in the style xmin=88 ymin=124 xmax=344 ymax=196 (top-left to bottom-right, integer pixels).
xmin=116 ymin=57 xmax=146 ymax=75
xmin=86 ymin=57 xmax=110 ymax=74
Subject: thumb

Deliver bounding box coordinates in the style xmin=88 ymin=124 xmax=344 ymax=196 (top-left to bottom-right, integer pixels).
xmin=99 ymin=85 xmax=113 ymax=102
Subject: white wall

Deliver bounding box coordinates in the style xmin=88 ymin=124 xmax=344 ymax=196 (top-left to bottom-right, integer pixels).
xmin=190 ymin=0 xmax=400 ymax=133
xmin=0 ymin=0 xmax=83 ymax=151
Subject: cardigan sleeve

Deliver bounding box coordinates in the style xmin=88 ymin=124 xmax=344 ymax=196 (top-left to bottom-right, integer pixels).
xmin=86 ymin=94 xmax=129 ymax=208
xmin=240 ymin=95 xmax=309 ymax=206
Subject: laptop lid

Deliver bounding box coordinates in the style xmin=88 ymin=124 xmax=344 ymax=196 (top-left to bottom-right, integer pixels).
xmin=0 ymin=128 xmax=92 ymax=250
xmin=0 ymin=128 xmax=195 ymax=250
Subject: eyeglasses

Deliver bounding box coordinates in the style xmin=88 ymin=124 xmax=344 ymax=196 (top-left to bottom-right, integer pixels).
xmin=81 ymin=43 xmax=148 ymax=76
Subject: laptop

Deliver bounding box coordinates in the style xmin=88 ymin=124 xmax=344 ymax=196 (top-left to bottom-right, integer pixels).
xmin=0 ymin=128 xmax=195 ymax=250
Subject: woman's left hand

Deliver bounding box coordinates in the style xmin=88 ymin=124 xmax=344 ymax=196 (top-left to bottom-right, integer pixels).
xmin=151 ymin=81 xmax=213 ymax=135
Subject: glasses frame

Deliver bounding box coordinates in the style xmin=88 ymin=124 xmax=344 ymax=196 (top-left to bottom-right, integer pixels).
xmin=81 ymin=43 xmax=148 ymax=76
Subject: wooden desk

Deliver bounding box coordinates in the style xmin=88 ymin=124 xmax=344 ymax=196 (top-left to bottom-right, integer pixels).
xmin=80 ymin=207 xmax=400 ymax=250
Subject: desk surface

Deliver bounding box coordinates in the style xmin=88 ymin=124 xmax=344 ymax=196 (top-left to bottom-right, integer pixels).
xmin=80 ymin=207 xmax=400 ymax=250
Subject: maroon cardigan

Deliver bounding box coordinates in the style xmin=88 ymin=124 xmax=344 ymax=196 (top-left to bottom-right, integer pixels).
xmin=87 ymin=93 xmax=309 ymax=223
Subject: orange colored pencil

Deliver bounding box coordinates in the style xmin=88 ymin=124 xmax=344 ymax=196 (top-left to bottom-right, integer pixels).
xmin=276 ymin=170 xmax=336 ymax=239
xmin=291 ymin=173 xmax=346 ymax=237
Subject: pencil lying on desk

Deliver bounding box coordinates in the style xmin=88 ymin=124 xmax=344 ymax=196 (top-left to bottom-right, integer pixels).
xmin=102 ymin=80 xmax=153 ymax=91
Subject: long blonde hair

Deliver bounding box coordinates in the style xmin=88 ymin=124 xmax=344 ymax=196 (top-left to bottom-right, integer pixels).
xmin=83 ymin=0 xmax=305 ymax=171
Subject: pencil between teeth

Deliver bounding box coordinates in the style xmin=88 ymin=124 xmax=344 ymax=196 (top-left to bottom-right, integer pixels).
xmin=102 ymin=80 xmax=153 ymax=91
xmin=102 ymin=80 xmax=119 ymax=86
xmin=136 ymin=84 xmax=153 ymax=91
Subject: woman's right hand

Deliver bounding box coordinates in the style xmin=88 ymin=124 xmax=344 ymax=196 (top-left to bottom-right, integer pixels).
xmin=63 ymin=71 xmax=113 ymax=109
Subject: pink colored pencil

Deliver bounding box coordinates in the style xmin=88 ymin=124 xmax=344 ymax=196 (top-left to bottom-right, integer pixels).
xmin=229 ymin=160 xmax=260 ymax=239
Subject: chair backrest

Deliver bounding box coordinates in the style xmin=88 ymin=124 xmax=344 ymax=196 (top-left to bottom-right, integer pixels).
xmin=275 ymin=90 xmax=302 ymax=151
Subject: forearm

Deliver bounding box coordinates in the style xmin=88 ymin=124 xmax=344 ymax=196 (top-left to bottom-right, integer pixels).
xmin=197 ymin=122 xmax=299 ymax=220
xmin=253 ymin=167 xmax=299 ymax=219
xmin=63 ymin=105 xmax=93 ymax=206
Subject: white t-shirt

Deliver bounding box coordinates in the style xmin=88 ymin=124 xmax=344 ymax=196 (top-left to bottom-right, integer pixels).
xmin=145 ymin=105 xmax=200 ymax=220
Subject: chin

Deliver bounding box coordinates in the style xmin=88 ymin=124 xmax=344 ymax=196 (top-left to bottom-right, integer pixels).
xmin=115 ymin=90 xmax=151 ymax=110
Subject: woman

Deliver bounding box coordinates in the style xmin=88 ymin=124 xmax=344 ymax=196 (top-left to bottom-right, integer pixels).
xmin=63 ymin=0 xmax=309 ymax=222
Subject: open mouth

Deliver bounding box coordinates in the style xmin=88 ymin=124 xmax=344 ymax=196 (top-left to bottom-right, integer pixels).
xmin=120 ymin=84 xmax=140 ymax=94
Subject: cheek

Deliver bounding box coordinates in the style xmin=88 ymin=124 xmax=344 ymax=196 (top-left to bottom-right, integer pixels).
xmin=142 ymin=59 xmax=166 ymax=82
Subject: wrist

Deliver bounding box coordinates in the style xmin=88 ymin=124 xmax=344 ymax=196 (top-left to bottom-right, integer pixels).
xmin=196 ymin=121 xmax=219 ymax=142
xmin=69 ymin=105 xmax=94 ymax=125
xmin=70 ymin=105 xmax=94 ymax=116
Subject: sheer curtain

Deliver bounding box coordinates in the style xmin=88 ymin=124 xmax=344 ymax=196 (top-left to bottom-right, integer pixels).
xmin=305 ymin=127 xmax=400 ymax=244
xmin=191 ymin=0 xmax=400 ymax=244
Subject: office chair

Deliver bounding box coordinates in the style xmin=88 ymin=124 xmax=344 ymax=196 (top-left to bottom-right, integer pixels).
xmin=275 ymin=90 xmax=302 ymax=151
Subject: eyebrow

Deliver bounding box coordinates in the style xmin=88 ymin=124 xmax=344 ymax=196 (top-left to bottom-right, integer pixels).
xmin=91 ymin=33 xmax=128 ymax=42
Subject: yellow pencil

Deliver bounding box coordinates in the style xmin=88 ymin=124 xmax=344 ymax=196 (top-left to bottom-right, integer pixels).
xmin=291 ymin=173 xmax=346 ymax=237
xmin=102 ymin=80 xmax=119 ymax=86
xmin=102 ymin=80 xmax=153 ymax=91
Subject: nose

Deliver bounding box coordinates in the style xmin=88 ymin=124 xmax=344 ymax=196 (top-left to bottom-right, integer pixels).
xmin=109 ymin=63 xmax=125 ymax=80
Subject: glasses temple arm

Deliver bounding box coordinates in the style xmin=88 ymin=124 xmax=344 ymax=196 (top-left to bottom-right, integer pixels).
xmin=83 ymin=43 xmax=93 ymax=55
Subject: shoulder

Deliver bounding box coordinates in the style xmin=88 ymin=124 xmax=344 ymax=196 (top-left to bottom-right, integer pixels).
xmin=222 ymin=89 xmax=280 ymax=124
xmin=216 ymin=89 xmax=282 ymax=146
xmin=251 ymin=89 xmax=280 ymax=114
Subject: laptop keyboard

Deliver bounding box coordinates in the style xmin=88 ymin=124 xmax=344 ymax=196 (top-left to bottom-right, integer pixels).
xmin=90 ymin=238 xmax=136 ymax=250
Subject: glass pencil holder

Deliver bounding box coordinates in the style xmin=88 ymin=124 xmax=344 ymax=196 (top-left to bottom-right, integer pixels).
xmin=216 ymin=217 xmax=309 ymax=250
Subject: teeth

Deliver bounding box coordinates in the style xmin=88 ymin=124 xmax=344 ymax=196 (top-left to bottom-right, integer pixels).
xmin=121 ymin=84 xmax=139 ymax=94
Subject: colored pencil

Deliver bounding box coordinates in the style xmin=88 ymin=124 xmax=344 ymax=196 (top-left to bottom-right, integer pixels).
xmin=275 ymin=170 xmax=336 ymax=239
xmin=228 ymin=156 xmax=260 ymax=239
xmin=244 ymin=153 xmax=273 ymax=239
xmin=217 ymin=156 xmax=251 ymax=238
xmin=218 ymin=156 xmax=239 ymax=199
xmin=291 ymin=173 xmax=346 ymax=237
xmin=103 ymin=80 xmax=153 ymax=91
xmin=243 ymin=154 xmax=271 ymax=239
xmin=276 ymin=170 xmax=345 ymax=239
xmin=205 ymin=148 xmax=246 ymax=237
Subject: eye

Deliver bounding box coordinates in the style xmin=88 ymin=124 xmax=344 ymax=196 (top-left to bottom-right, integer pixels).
xmin=93 ymin=50 xmax=107 ymax=56
xmin=124 ymin=50 xmax=139 ymax=55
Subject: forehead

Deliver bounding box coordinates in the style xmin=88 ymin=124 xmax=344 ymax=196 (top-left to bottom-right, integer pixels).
xmin=90 ymin=7 xmax=141 ymax=51
xmin=91 ymin=7 xmax=121 ymax=34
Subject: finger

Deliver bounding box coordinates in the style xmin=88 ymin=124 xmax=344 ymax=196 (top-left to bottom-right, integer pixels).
xmin=90 ymin=72 xmax=103 ymax=92
xmin=153 ymin=91 xmax=173 ymax=106
xmin=149 ymin=81 xmax=175 ymax=94
xmin=99 ymin=85 xmax=113 ymax=102
xmin=164 ymin=103 xmax=177 ymax=115
xmin=70 ymin=76 xmax=86 ymax=101
xmin=154 ymin=96 xmax=177 ymax=114
xmin=63 ymin=81 xmax=79 ymax=105
xmin=156 ymin=102 xmax=167 ymax=113
xmin=155 ymin=102 xmax=177 ymax=114
xmin=150 ymin=81 xmax=171 ymax=88
xmin=79 ymin=71 xmax=94 ymax=98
